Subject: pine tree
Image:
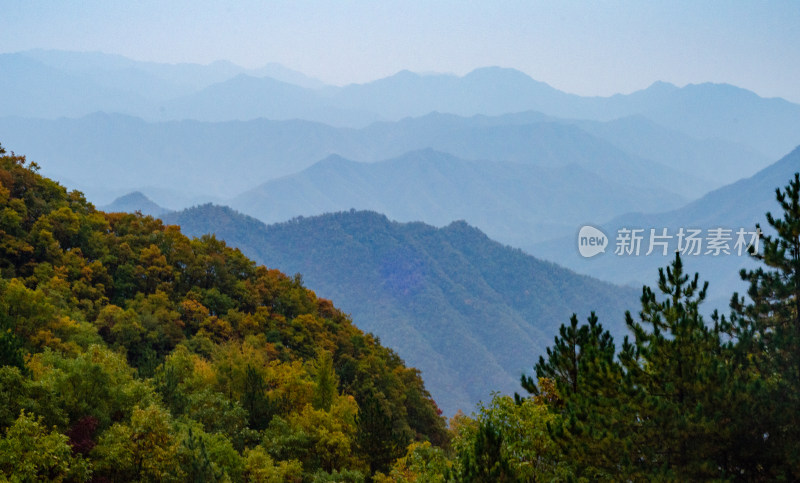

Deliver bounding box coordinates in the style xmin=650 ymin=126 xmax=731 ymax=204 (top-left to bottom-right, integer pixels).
xmin=182 ymin=427 xmax=223 ymax=483
xmin=0 ymin=306 xmax=25 ymax=372
xmin=541 ymin=255 xmax=745 ymax=479
xmin=241 ymin=365 xmax=271 ymax=431
xmin=731 ymin=172 xmax=800 ymax=476
xmin=520 ymin=312 xmax=632 ymax=479
xmin=520 ymin=312 xmax=615 ymax=399
xmin=312 ymin=350 xmax=338 ymax=412
xmin=618 ymin=253 xmax=733 ymax=478
xmin=460 ymin=420 xmax=516 ymax=482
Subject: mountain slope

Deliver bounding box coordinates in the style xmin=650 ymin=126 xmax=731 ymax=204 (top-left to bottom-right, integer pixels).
xmin=163 ymin=207 xmax=639 ymax=416
xmin=569 ymin=115 xmax=771 ymax=185
xmin=0 ymin=112 xmax=708 ymax=205
xmin=0 ymin=50 xmax=328 ymax=122
xmin=0 ymin=145 xmax=446 ymax=479
xmin=328 ymin=67 xmax=574 ymax=120
xmin=589 ymin=81 xmax=800 ymax=159
xmin=230 ymin=149 xmax=688 ymax=245
xmin=332 ymin=73 xmax=800 ymax=158
xmin=531 ymin=146 xmax=800 ymax=307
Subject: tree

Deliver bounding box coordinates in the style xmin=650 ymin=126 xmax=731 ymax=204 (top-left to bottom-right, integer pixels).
xmin=617 ymin=253 xmax=735 ymax=478
xmin=731 ymin=172 xmax=800 ymax=476
xmin=241 ymin=364 xmax=270 ymax=432
xmin=449 ymin=394 xmax=566 ymax=482
xmin=312 ymin=350 xmax=338 ymax=412
xmin=177 ymin=423 xmax=244 ymax=482
xmin=91 ymin=404 xmax=182 ymax=481
xmin=357 ymin=390 xmax=403 ymax=474
xmin=519 ymin=311 xmax=614 ymax=400
xmin=375 ymin=441 xmax=451 ymax=483
xmin=535 ymin=254 xmax=746 ymax=479
xmin=0 ymin=411 xmax=90 ymax=482
xmin=243 ymin=445 xmax=303 ymax=483
xmin=460 ymin=419 xmax=516 ymax=482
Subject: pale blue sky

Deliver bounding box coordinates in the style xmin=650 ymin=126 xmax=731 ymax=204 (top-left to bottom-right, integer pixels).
xmin=3 ymin=1 xmax=800 ymax=102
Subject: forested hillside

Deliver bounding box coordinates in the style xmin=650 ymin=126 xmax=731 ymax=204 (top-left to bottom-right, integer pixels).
xmin=166 ymin=175 xmax=800 ymax=480
xmin=164 ymin=207 xmax=638 ymax=416
xmin=0 ymin=144 xmax=447 ymax=481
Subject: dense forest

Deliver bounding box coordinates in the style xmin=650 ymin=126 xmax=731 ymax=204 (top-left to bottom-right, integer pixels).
xmin=372 ymin=172 xmax=800 ymax=481
xmin=1 ymin=140 xmax=799 ymax=481
xmin=164 ymin=205 xmax=637 ymax=416
xmin=0 ymin=144 xmax=447 ymax=481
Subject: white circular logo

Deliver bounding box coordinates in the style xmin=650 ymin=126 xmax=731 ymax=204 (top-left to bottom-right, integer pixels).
xmin=578 ymin=225 xmax=608 ymax=258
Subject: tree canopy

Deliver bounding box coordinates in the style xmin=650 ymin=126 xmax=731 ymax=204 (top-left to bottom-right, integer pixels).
xmin=0 ymin=143 xmax=447 ymax=481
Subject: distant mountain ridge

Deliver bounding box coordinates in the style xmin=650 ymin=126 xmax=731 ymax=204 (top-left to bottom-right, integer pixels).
xmin=1 ymin=50 xmax=798 ymax=158
xmin=229 ymin=149 xmax=688 ymax=245
xmin=0 ymin=50 xmax=326 ymax=121
xmin=162 ymin=206 xmax=639 ymax=416
xmin=531 ymin=146 xmax=800 ymax=307
xmin=0 ymin=110 xmax=725 ymax=204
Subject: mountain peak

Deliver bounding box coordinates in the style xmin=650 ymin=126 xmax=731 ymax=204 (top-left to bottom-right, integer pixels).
xmin=466 ymin=65 xmax=530 ymax=77
xmin=316 ymin=153 xmax=355 ymax=166
xmin=102 ymin=191 xmax=166 ymax=216
xmin=644 ymin=80 xmax=679 ymax=91
xmin=462 ymin=66 xmax=555 ymax=88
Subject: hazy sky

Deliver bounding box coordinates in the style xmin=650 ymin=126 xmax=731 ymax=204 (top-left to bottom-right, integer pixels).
xmin=3 ymin=1 xmax=800 ymax=102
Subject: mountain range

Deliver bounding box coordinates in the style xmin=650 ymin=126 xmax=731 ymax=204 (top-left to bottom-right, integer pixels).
xmin=531 ymin=146 xmax=800 ymax=308
xmin=162 ymin=207 xmax=639 ymax=416
xmin=228 ymin=149 xmax=686 ymax=246
xmin=0 ymin=110 xmax=723 ymax=204
xmin=2 ymin=50 xmax=799 ymax=159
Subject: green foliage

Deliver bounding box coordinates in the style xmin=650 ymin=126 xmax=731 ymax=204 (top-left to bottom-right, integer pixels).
xmin=485 ymin=173 xmax=800 ymax=480
xmin=166 ymin=205 xmax=637 ymax=417
xmin=0 ymin=410 xmax=91 ymax=482
xmin=313 ymin=350 xmax=339 ymax=411
xmin=242 ymin=445 xmax=303 ymax=482
xmin=448 ymin=394 xmax=565 ymax=482
xmin=178 ymin=424 xmax=244 ymax=482
xmin=0 ymin=144 xmax=447 ymax=480
xmin=520 ymin=311 xmax=614 ymax=401
xmin=91 ymin=404 xmax=182 ymax=481
xmin=461 ymin=419 xmax=516 ymax=482
xmin=4 ymin=139 xmax=793 ymax=480
xmin=0 ymin=300 xmax=26 ymax=371
xmin=375 ymin=441 xmax=451 ymax=483
xmin=730 ymin=172 xmax=800 ymax=476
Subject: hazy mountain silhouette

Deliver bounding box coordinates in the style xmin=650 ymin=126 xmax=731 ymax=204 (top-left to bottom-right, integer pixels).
xmin=101 ymin=191 xmax=168 ymax=217
xmin=0 ymin=53 xmax=150 ymax=119
xmin=230 ymin=149 xmax=688 ymax=245
xmin=0 ymin=111 xmax=715 ymax=205
xmin=2 ymin=50 xmax=798 ymax=158
xmin=159 ymin=74 xmax=379 ymax=127
xmin=568 ymin=115 xmax=771 ymax=185
xmin=531 ymin=146 xmax=800 ymax=308
xmin=1 ymin=50 xmax=327 ymax=120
